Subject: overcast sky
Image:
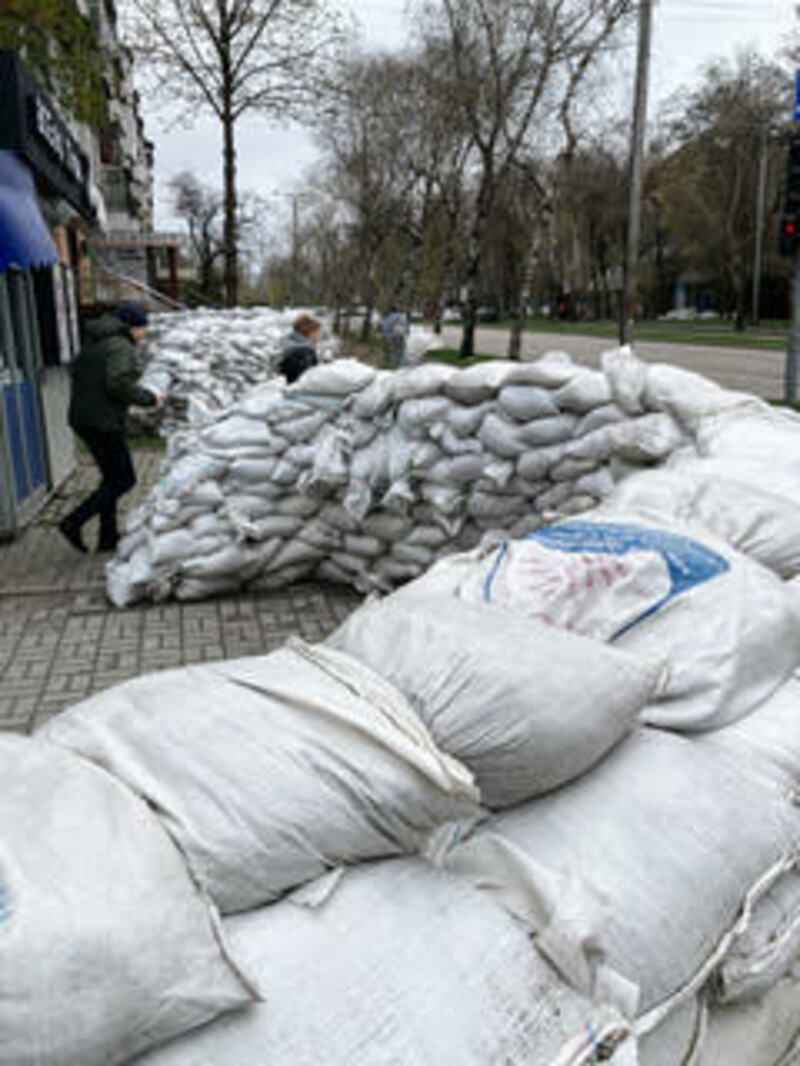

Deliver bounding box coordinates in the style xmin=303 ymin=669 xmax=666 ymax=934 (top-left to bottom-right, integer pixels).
xmin=139 ymin=0 xmax=798 ymax=233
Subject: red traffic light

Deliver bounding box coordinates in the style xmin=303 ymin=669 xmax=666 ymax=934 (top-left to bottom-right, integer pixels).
xmin=780 ymin=215 xmax=799 ymax=257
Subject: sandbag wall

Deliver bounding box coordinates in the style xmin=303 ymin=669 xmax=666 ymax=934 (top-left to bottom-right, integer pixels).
xmin=134 ymin=307 xmax=340 ymax=432
xmin=109 ymin=352 xmax=687 ymax=607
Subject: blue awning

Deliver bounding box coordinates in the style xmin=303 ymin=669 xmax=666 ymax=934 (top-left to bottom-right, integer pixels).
xmin=0 ymin=150 xmax=59 ymax=273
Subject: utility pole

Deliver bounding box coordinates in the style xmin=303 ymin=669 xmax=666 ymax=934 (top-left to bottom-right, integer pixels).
xmin=783 ymin=74 xmax=800 ymax=403
xmin=619 ymin=0 xmax=654 ymax=346
xmin=752 ymin=123 xmax=768 ymax=327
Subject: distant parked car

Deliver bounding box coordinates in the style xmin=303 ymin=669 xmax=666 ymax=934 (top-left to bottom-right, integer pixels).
xmin=476 ymin=306 xmax=500 ymax=322
xmin=441 ymin=306 xmax=461 ymax=322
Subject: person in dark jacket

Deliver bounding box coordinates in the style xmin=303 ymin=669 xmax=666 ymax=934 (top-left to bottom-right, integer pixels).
xmin=278 ymin=314 xmax=321 ymax=384
xmin=58 ymin=303 xmax=159 ymax=554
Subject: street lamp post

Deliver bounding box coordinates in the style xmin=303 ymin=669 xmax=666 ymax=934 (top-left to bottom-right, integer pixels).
xmin=619 ymin=0 xmax=654 ymax=346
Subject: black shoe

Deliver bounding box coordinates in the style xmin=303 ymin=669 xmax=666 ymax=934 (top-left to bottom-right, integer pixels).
xmin=58 ymin=518 xmax=87 ymax=553
xmin=97 ymin=534 xmax=119 ymax=554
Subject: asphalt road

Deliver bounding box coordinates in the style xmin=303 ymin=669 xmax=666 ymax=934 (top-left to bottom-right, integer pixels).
xmin=441 ymin=326 xmax=788 ymax=400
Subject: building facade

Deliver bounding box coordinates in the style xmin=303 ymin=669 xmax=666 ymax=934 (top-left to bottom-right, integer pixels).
xmin=0 ymin=1 xmax=177 ymax=537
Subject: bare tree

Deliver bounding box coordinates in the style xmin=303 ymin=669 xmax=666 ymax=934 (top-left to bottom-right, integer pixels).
xmin=129 ymin=0 xmax=346 ymax=306
xmin=316 ymin=54 xmax=420 ymax=339
xmin=419 ymin=0 xmax=634 ymax=357
xmin=658 ymin=52 xmax=789 ymax=329
xmin=170 ymin=171 xmax=225 ymax=301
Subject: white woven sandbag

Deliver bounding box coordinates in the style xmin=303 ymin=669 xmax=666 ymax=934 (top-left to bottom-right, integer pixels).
xmin=516 ymin=414 xmax=579 ymax=447
xmin=479 ymin=412 xmax=530 ymax=458
xmin=398 ymin=396 xmax=453 ymax=435
xmin=466 ymin=491 xmax=528 ymax=523
xmin=351 ymin=372 xmax=396 ymax=418
xmin=465 ymin=515 xmax=800 ymax=731
xmin=602 ymin=465 xmax=800 ymax=579
xmin=441 ymin=726 xmax=798 ymax=1026
xmin=700 ymin=972 xmax=800 ymax=1066
xmin=517 ymin=445 xmax=566 ymax=481
xmin=181 ymin=479 xmax=227 ymax=508
xmin=225 ymin=457 xmax=278 ymax=484
xmin=608 ymin=413 xmax=685 ymax=463
xmin=550 ymin=457 xmax=599 ymax=483
xmin=510 ymin=355 xmax=579 ymax=388
xmin=149 ymin=529 xmax=229 ymax=567
xmin=288 ymin=358 xmax=375 ymax=396
xmin=409 ymin=439 xmax=443 ymax=471
xmin=446 ymin=361 xmax=515 ymax=404
xmin=429 ymin=422 xmax=483 ymax=455
xmin=712 ymin=862 xmax=800 ymax=1005
xmin=575 ymin=468 xmax=616 ymax=500
xmin=161 ymin=454 xmax=228 ymax=499
xmin=361 ymin=511 xmax=413 ymax=541
xmin=563 ymin=427 xmax=616 ymax=463
xmin=425 ymin=454 xmax=485 ymax=484
xmin=391 ymin=541 xmax=435 ymax=568
xmin=535 ymin=481 xmax=575 ymax=511
xmin=133 ymin=857 xmax=636 ymax=1066
xmin=446 ymin=400 xmax=492 ymax=436
xmin=201 ymin=415 xmax=283 ymax=452
xmin=42 ymin=640 xmax=479 ymax=915
xmin=498 ymin=384 xmax=559 ymax=422
xmin=553 ymin=370 xmax=612 ymax=413
xmin=329 ymin=595 xmax=662 ymax=808
xmin=273 ymin=409 xmax=330 ymax=443
xmin=575 ymin=402 xmax=628 ymax=436
xmin=392 ymin=363 xmax=454 ymax=401
xmin=0 ymin=735 xmax=255 ymax=1066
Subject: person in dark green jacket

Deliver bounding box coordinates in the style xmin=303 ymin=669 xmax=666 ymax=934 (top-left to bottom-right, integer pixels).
xmin=59 ymin=303 xmax=160 ymax=554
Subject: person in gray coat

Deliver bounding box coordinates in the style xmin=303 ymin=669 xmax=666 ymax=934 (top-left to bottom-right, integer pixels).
xmin=380 ymin=305 xmax=409 ymax=367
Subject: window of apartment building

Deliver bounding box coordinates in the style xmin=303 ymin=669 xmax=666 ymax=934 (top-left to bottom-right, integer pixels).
xmin=103 ymin=166 xmax=129 ymax=212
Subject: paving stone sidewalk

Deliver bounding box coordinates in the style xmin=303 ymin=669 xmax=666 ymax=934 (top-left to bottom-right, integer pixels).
xmin=0 ymin=447 xmax=361 ymax=736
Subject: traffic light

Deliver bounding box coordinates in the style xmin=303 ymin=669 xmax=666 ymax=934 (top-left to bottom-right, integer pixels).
xmin=780 ymin=215 xmax=798 ymax=258
xmin=786 ymin=133 xmax=800 ymax=215
xmin=779 ymin=134 xmax=800 ymax=256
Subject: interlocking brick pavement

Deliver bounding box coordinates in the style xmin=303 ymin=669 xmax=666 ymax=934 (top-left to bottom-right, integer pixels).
xmin=0 ymin=446 xmax=362 ymax=736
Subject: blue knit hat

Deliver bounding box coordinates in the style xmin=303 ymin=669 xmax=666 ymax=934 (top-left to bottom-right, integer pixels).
xmin=116 ymin=302 xmax=149 ymax=329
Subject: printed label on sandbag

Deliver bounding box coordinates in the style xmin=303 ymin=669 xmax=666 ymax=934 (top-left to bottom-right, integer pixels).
xmin=479 ymin=520 xmax=730 ymax=640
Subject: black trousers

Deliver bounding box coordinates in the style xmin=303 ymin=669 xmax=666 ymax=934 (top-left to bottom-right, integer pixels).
xmin=64 ymin=428 xmax=136 ymax=547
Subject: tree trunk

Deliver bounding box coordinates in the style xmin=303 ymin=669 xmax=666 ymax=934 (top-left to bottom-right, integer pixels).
xmin=459 ymin=248 xmax=481 ymax=360
xmin=221 ymin=99 xmax=238 ymax=307
xmin=460 ymin=293 xmax=477 ymax=360
xmin=507 ymin=311 xmax=524 ymax=360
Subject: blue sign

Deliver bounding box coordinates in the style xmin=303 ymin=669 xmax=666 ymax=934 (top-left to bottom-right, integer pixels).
xmin=794 ymin=70 xmax=800 ymax=122
xmin=482 ymin=520 xmax=730 ymax=639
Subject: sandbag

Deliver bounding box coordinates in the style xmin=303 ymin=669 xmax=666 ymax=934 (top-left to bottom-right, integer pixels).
xmin=464 ymin=517 xmax=800 ymax=731
xmin=41 ymin=640 xmax=479 ymax=914
xmin=440 ymin=726 xmax=799 ymax=1025
xmin=132 ymin=857 xmax=636 ymax=1066
xmin=329 ymin=595 xmax=663 ymax=808
xmin=0 ymin=735 xmax=255 ymax=1066
xmin=602 ymin=464 xmax=800 ymax=579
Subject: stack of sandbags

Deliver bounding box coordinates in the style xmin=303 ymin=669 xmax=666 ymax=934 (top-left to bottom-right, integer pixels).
xmin=40 ymin=638 xmax=481 ymax=915
xmin=38 ymin=598 xmax=659 ymax=1064
xmin=328 ymin=527 xmax=800 ymax=1063
xmin=108 ymin=352 xmax=688 ymax=606
xmin=135 ymin=307 xmax=339 ymax=432
xmin=0 ymin=733 xmax=257 ymax=1066
xmin=131 ymin=857 xmax=636 ymax=1066
xmin=598 ymin=348 xmax=800 ymax=583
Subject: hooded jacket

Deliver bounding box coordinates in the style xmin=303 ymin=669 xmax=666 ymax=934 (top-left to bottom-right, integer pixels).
xmin=69 ymin=315 xmax=156 ymax=433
